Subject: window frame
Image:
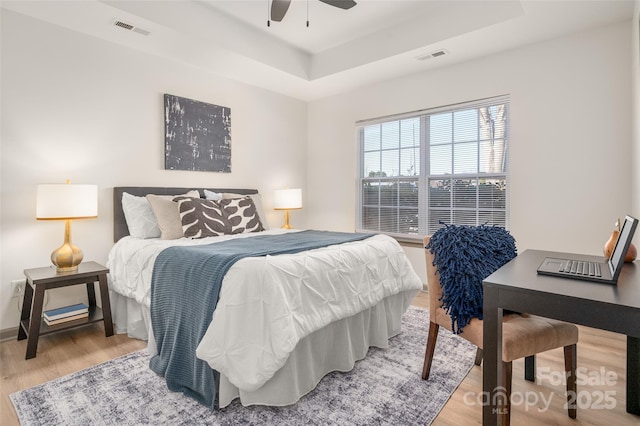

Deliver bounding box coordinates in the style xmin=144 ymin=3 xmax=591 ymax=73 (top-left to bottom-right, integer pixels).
xmin=356 ymin=95 xmax=510 ymax=242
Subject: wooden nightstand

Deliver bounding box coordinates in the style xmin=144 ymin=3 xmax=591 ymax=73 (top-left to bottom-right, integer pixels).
xmin=17 ymin=261 xmax=114 ymax=359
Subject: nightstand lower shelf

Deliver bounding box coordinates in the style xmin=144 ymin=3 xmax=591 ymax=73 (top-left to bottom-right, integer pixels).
xmin=20 ymin=305 xmax=105 ymax=337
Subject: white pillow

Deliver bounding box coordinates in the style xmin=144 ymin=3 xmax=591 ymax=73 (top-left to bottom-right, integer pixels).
xmin=122 ymin=192 xmax=161 ymax=239
xmin=222 ymin=192 xmax=270 ymax=230
xmin=204 ymin=189 xmax=223 ymax=201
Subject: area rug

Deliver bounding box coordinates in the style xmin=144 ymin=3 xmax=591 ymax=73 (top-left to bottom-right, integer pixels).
xmin=10 ymin=306 xmax=476 ymax=425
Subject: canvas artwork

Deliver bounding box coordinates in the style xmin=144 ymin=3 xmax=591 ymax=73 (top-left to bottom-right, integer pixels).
xmin=164 ymin=94 xmax=231 ymax=172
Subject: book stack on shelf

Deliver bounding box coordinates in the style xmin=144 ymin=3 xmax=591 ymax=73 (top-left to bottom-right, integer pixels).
xmin=43 ymin=303 xmax=89 ymax=326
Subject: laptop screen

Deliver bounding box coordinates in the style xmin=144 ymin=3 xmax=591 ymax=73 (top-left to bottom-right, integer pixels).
xmin=608 ymin=215 xmax=638 ymax=277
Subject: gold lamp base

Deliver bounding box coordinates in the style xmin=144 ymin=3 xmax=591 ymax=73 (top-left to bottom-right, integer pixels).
xmin=50 ymin=219 xmax=83 ymax=272
xmin=281 ymin=210 xmax=293 ymax=229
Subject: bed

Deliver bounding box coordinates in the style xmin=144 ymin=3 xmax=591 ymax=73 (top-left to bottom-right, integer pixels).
xmin=107 ymin=186 xmax=423 ymax=409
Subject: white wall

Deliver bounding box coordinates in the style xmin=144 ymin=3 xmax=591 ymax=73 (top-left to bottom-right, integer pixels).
xmin=307 ymin=21 xmax=633 ymax=283
xmin=0 ymin=10 xmax=308 ymax=330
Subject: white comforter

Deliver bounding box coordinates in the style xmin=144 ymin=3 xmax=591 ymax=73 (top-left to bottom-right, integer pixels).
xmin=107 ymin=229 xmax=422 ymax=393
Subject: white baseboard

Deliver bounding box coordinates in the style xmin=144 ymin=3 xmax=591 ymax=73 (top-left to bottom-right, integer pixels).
xmin=0 ymin=326 xmax=19 ymax=342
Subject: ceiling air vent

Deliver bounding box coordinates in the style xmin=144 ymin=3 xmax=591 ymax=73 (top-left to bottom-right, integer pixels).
xmin=415 ymin=49 xmax=448 ymax=61
xmin=113 ymin=20 xmax=150 ymax=36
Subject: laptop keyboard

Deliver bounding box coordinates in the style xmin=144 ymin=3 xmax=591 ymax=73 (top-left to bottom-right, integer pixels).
xmin=560 ymin=260 xmax=602 ymax=277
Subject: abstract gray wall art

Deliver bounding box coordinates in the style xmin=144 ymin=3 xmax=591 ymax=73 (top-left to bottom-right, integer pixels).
xmin=164 ymin=94 xmax=231 ymax=172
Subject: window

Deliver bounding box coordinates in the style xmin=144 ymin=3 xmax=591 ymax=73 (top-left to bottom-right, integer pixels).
xmin=357 ymin=96 xmax=509 ymax=240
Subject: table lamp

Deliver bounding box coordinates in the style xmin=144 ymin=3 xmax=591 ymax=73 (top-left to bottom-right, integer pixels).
xmin=274 ymin=188 xmax=302 ymax=229
xmin=36 ymin=181 xmax=98 ymax=272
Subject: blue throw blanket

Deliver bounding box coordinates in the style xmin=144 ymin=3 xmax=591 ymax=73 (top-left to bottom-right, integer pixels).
xmin=426 ymin=224 xmax=517 ymax=334
xmin=149 ymin=230 xmax=374 ymax=410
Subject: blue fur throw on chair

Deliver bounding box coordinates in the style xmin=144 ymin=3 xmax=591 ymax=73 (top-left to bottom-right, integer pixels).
xmin=426 ymin=224 xmax=517 ymax=334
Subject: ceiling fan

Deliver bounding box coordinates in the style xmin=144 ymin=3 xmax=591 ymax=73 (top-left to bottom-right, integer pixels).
xmin=270 ymin=0 xmax=357 ymax=23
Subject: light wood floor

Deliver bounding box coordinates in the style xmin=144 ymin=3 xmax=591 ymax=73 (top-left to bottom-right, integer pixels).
xmin=1 ymin=291 xmax=637 ymax=425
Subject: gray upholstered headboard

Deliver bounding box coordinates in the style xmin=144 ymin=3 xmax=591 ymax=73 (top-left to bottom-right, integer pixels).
xmin=113 ymin=186 xmax=259 ymax=242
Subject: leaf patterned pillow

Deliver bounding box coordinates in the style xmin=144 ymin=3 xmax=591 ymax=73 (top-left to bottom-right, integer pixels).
xmin=176 ymin=196 xmax=264 ymax=239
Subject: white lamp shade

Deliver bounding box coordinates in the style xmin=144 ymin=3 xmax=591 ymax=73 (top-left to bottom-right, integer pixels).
xmin=274 ymin=188 xmax=302 ymax=210
xmin=36 ymin=183 xmax=98 ymax=220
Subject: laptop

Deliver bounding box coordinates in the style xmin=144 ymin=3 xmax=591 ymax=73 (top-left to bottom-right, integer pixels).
xmin=537 ymin=215 xmax=638 ymax=284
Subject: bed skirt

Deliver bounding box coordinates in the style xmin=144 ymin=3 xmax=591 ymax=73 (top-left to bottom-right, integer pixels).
xmin=110 ymin=290 xmax=152 ymax=341
xmin=109 ymin=288 xmax=416 ymax=408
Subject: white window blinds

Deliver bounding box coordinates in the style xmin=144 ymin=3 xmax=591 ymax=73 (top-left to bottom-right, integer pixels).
xmin=357 ymin=96 xmax=509 ymax=240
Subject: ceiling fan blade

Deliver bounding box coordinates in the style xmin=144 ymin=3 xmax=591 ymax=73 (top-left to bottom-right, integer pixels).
xmin=271 ymin=0 xmax=291 ymax=22
xmin=318 ymin=0 xmax=357 ymax=10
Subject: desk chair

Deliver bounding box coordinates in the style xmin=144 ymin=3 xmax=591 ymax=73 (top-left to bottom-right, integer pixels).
xmin=422 ymin=235 xmax=579 ymax=425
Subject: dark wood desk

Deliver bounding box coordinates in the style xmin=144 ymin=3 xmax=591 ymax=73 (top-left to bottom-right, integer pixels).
xmin=482 ymin=249 xmax=640 ymax=425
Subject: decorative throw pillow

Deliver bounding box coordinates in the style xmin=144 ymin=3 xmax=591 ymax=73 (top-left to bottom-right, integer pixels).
xmin=122 ymin=192 xmax=161 ymax=239
xmin=177 ymin=196 xmax=264 ymax=239
xmin=222 ymin=192 xmax=270 ymax=230
xmin=221 ymin=197 xmax=265 ymax=234
xmin=146 ymin=190 xmax=200 ymax=239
